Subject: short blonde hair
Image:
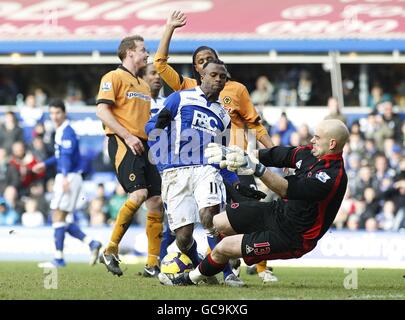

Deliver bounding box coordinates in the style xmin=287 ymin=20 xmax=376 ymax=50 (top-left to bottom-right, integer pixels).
xmin=117 ymin=35 xmax=144 ymax=61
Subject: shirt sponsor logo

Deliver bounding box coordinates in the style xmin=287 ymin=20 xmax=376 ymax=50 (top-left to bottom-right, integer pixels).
xmin=191 ymin=110 xmax=218 ymax=134
xmin=101 ymin=82 xmax=112 ymax=91
xmin=315 ymin=171 xmax=331 ymax=183
xmin=126 ymin=92 xmax=151 ymax=101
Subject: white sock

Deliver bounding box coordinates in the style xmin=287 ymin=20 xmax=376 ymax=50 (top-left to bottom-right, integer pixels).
xmin=189 ymin=267 xmax=206 ymax=284
xmin=55 ymin=250 xmax=64 ymax=259
xmin=83 ymin=236 xmax=92 ymax=245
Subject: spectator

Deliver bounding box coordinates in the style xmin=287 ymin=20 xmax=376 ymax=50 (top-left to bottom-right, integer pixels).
xmin=270 ymin=112 xmax=296 ymax=146
xmin=361 ymin=110 xmax=381 ymax=142
xmin=34 ymin=87 xmax=47 ymax=108
xmin=379 ymin=101 xmax=403 ymax=144
xmin=346 ymin=214 xmax=360 ymax=231
xmin=3 ymin=185 xmax=24 ymax=215
xmin=297 ymin=70 xmax=312 ymax=106
xmin=7 ymin=141 xmax=45 ymax=196
xmin=28 ymin=181 xmax=49 ymax=218
xmin=0 ymin=148 xmax=8 ymax=194
xmin=0 ymin=196 xmax=19 ymax=226
xmin=107 ymin=184 xmax=127 ymax=223
xmin=348 ymin=121 xmax=365 ymax=155
xmin=19 ymin=94 xmax=44 ymax=143
xmin=88 ymin=198 xmax=107 ymax=226
xmin=30 ymin=136 xmax=48 ymax=161
xmin=324 ymin=97 xmax=347 ymax=124
xmin=359 ymin=187 xmax=380 ymax=228
xmin=374 ymin=154 xmax=396 ymax=191
xmin=376 ymin=201 xmax=396 ymax=231
xmin=364 ymin=217 xmax=378 ymax=231
xmin=21 ymin=197 xmax=45 ymax=227
xmin=91 ymin=138 xmax=114 ymax=173
xmin=0 ymin=111 xmax=24 ymax=154
xmin=363 ymin=138 xmax=377 ymax=167
xmin=250 ymin=75 xmax=274 ymax=106
xmin=367 ymin=84 xmax=392 ymax=108
xmin=296 ymin=123 xmax=312 ymax=145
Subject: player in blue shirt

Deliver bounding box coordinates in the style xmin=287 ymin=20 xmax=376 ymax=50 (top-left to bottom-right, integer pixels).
xmin=147 ymin=60 xmax=247 ymax=286
xmin=34 ymin=99 xmax=102 ymax=268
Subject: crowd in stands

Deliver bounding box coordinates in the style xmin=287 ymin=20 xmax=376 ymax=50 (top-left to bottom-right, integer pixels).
xmin=0 ymin=74 xmax=403 ymax=231
xmin=1 ymin=64 xmax=405 ymax=108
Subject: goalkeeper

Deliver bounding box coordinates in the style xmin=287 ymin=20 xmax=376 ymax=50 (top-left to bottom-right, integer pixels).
xmin=158 ymin=119 xmax=349 ymax=286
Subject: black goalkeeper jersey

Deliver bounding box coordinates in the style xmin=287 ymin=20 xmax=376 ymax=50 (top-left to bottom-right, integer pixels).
xmin=259 ymin=145 xmax=347 ymax=244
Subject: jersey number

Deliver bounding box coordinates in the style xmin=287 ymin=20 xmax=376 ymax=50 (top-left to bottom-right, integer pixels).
xmin=210 ymin=182 xmax=218 ymax=194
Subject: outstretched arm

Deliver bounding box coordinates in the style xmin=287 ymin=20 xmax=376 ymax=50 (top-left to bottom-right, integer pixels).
xmin=154 ymin=11 xmax=187 ymax=91
xmin=156 ymin=11 xmax=186 ymax=58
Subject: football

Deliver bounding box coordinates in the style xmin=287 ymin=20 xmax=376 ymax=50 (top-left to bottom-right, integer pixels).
xmin=160 ymin=252 xmax=193 ymax=276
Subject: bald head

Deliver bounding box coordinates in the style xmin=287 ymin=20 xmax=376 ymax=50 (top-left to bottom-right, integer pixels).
xmin=311 ymin=119 xmax=349 ymax=158
xmin=321 ymin=119 xmax=350 ymax=150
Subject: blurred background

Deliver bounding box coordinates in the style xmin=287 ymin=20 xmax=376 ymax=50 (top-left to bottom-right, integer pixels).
xmin=0 ymin=0 xmax=404 ymax=267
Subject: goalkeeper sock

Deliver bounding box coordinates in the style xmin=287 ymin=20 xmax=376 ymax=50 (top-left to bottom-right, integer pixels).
xmin=206 ymin=233 xmax=233 ymax=279
xmin=53 ymin=222 xmax=66 ymax=260
xmin=159 ymin=222 xmax=176 ymax=261
xmin=197 ymin=253 xmax=226 ymax=278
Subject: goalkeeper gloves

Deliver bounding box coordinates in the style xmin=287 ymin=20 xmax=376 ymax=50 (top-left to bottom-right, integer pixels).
xmin=234 ymin=184 xmax=266 ymax=200
xmin=225 ymin=147 xmax=266 ymax=178
xmin=205 ymin=143 xmax=227 ymax=168
xmin=205 ymin=143 xmax=266 ymax=177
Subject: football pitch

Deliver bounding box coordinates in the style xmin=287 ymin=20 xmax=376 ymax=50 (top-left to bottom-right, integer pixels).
xmin=0 ymin=262 xmax=404 ymax=300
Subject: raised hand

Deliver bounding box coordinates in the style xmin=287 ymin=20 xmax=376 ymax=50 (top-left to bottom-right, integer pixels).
xmin=167 ymin=10 xmax=187 ymax=29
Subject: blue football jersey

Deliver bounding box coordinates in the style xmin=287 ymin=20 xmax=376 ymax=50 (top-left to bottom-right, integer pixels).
xmin=146 ymin=86 xmax=231 ymax=171
xmin=44 ymin=120 xmax=82 ymax=175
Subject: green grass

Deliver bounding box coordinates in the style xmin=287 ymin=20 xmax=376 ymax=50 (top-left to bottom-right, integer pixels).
xmin=0 ymin=262 xmax=404 ymax=300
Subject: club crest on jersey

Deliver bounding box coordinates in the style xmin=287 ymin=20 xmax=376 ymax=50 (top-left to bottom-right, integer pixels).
xmin=223 ymin=96 xmax=232 ymax=104
xmin=315 ymin=171 xmax=331 ymax=183
xmin=296 ymin=160 xmax=302 ymax=169
xmin=101 ymin=82 xmax=112 ymax=91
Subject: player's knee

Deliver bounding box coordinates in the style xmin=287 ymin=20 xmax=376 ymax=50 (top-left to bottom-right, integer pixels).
xmin=175 ymin=232 xmax=193 ymax=253
xmin=213 ymin=213 xmax=230 ymax=234
xmin=129 ymin=189 xmax=148 ymax=204
xmin=52 ymin=210 xmax=66 ymax=223
xmin=216 ymin=237 xmax=238 ymax=258
xmin=211 ymin=241 xmax=230 ymax=264
xmin=145 ymin=195 xmax=163 ymax=214
xmin=200 ymin=211 xmax=213 ymax=230
xmin=199 ymin=205 xmax=219 ymax=230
